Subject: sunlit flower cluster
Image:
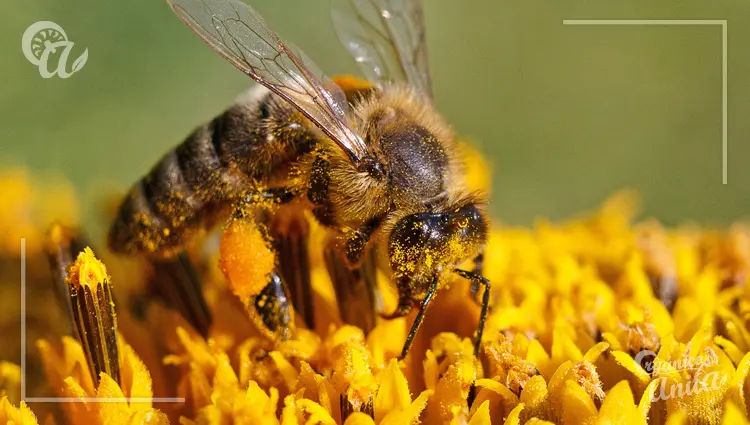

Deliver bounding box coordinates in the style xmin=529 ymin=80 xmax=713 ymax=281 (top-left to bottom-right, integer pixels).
xmin=2 ymin=159 xmax=750 ymax=425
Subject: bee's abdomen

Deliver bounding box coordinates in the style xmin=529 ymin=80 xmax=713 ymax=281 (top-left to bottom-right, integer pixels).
xmin=109 ymin=88 xmax=315 ymax=256
xmin=108 ymin=122 xmax=221 ymax=255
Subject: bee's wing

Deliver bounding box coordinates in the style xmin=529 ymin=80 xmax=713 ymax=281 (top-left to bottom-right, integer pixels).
xmin=168 ymin=0 xmax=368 ymax=163
xmin=331 ymin=0 xmax=432 ymax=99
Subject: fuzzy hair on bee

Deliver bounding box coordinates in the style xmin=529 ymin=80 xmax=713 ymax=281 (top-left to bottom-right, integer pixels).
xmin=109 ymin=0 xmax=493 ymax=361
xmin=312 ymin=84 xmax=469 ymax=228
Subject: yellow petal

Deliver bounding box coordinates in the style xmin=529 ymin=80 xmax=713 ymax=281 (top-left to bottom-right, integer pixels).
xmin=423 ymin=350 xmax=439 ymax=391
xmin=715 ymin=336 xmax=744 ymax=366
xmin=475 ymin=379 xmax=519 ymax=406
xmin=610 ymin=350 xmax=651 ymax=383
xmin=519 ymin=374 xmax=550 ymax=420
xmin=97 ymin=373 xmax=131 ymax=425
xmin=551 ymin=325 xmax=583 ymax=367
xmin=0 ymin=398 xmax=39 ymax=425
xmin=561 ymin=381 xmax=597 ymax=425
xmin=296 ymin=361 xmax=338 ymax=422
xmin=637 ymin=378 xmax=661 ymax=419
xmin=600 ymin=332 xmax=623 ymax=351
xmin=118 ymin=339 xmax=154 ymax=412
xmin=343 ymin=412 xmax=375 ymax=425
xmin=597 ymin=380 xmax=641 ymax=424
xmin=501 ymin=402 xmax=523 ymax=425
xmin=374 ymin=359 xmax=411 ymax=423
xmin=129 ymin=409 xmax=170 ymax=425
xmin=269 ymin=351 xmax=299 ymax=392
xmin=723 ymin=400 xmax=750 ymax=425
xmin=665 ymin=410 xmax=687 ymax=425
xmin=729 ymin=351 xmax=750 ymax=417
xmin=0 ymin=363 xmax=20 ymax=404
xmin=380 ymin=389 xmax=431 ymax=425
xmin=583 ymin=342 xmax=609 ymax=364
xmin=366 ymin=318 xmax=406 ymax=369
xmin=281 ymin=395 xmax=300 ymax=425
xmin=527 ymin=339 xmax=552 ymax=379
xmin=297 ymin=399 xmax=336 ymax=425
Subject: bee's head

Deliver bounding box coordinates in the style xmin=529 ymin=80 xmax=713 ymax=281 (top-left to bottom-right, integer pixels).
xmin=388 ymin=203 xmax=487 ymax=282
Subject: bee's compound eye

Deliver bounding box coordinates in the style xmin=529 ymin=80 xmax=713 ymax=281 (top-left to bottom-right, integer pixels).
xmin=450 ymin=205 xmax=486 ymax=238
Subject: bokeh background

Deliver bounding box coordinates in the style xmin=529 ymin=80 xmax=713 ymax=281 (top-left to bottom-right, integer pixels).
xmin=2 ymin=0 xmax=749 ymax=242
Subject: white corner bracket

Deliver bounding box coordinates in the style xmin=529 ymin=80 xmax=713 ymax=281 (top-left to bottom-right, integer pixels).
xmin=563 ymin=20 xmax=728 ymax=185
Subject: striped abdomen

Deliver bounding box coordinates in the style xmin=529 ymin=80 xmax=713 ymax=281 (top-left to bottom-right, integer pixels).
xmin=108 ymin=88 xmax=316 ymax=256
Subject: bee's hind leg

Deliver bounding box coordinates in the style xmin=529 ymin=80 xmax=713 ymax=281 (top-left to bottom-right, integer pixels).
xmin=267 ymin=205 xmax=316 ymax=331
xmin=226 ymin=186 xmax=302 ymax=340
xmin=249 ymin=271 xmax=295 ymax=341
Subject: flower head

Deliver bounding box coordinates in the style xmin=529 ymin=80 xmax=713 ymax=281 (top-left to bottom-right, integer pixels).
xmin=3 ymin=156 xmax=750 ymax=425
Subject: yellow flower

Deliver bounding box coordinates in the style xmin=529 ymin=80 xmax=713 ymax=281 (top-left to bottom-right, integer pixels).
xmin=0 ymin=398 xmax=38 ymax=425
xmin=5 ymin=161 xmax=750 ymax=425
xmin=37 ymin=335 xmax=169 ymax=424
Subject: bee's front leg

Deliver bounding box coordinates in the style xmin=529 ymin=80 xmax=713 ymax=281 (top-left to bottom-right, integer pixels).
xmin=389 ymin=275 xmax=439 ymax=361
xmin=455 ymin=269 xmax=491 ymax=357
xmin=343 ymin=217 xmax=382 ymax=265
xmin=469 ymin=248 xmax=485 ymax=304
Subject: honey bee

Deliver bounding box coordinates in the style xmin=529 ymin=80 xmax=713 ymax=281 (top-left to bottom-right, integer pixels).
xmin=109 ymin=0 xmax=491 ymax=359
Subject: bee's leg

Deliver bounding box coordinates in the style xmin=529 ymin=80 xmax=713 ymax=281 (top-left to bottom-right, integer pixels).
xmin=249 ymin=271 xmax=295 ymax=341
xmin=239 ymin=186 xmax=296 ymax=207
xmin=307 ymin=155 xmax=335 ymax=223
xmin=469 ymin=248 xmax=485 ymax=304
xmin=324 ymin=240 xmax=379 ymax=334
xmin=343 ymin=218 xmax=381 ymax=264
xmin=184 ymin=186 xmax=295 ymax=336
xmin=148 ymin=252 xmax=212 ymax=336
xmin=232 ymin=186 xmax=300 ymax=338
xmin=455 ymin=269 xmax=491 ymax=357
xmin=397 ymin=275 xmax=439 ymax=360
xmin=267 ymin=208 xmax=315 ymax=330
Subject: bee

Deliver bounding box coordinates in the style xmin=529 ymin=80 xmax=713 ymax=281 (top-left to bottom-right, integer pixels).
xmin=108 ymin=0 xmax=491 ymax=359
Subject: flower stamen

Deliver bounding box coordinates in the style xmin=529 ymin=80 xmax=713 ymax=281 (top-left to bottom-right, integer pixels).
xmin=65 ymin=247 xmax=120 ymax=386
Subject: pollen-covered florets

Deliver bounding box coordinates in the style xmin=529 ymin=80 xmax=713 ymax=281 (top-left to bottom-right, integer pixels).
xmin=4 ymin=159 xmax=750 ymax=425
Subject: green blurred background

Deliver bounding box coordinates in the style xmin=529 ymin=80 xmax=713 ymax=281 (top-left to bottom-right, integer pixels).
xmin=2 ymin=0 xmax=749 ymax=240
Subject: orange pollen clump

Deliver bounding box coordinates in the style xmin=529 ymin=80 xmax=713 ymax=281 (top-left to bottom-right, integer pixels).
xmin=219 ymin=217 xmax=276 ymax=303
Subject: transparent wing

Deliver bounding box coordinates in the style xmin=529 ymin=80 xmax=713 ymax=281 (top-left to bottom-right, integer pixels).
xmin=168 ymin=0 xmax=368 ymax=163
xmin=332 ymin=0 xmax=433 ymax=99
